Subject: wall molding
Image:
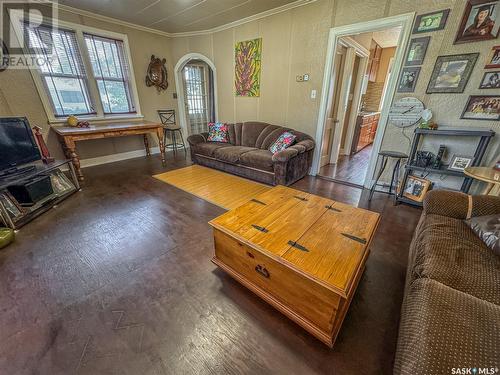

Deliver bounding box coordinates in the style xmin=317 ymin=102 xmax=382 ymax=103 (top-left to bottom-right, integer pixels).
xmin=52 ymin=0 xmax=317 ymax=38
xmin=79 ymin=147 xmax=160 ymax=168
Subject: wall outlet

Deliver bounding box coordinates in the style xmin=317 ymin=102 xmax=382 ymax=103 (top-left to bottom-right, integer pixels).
xmin=173 ymin=93 xmax=178 ymax=99
xmin=311 ymin=90 xmax=317 ymax=99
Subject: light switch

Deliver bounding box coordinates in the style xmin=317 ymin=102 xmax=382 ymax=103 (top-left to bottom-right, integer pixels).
xmin=311 ymin=90 xmax=317 ymax=99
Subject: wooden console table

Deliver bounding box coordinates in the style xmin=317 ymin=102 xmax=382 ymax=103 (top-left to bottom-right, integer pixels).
xmin=52 ymin=121 xmax=165 ymax=181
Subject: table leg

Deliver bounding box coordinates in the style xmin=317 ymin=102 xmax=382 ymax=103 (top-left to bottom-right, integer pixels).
xmin=61 ymin=137 xmax=84 ymax=181
xmin=483 ymin=183 xmax=494 ymax=195
xmin=156 ymin=127 xmax=166 ymax=164
xmin=143 ymin=134 xmax=151 ymax=156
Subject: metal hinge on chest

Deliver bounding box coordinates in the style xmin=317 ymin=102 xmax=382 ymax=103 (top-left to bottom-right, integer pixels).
xmin=252 ymin=224 xmax=268 ymax=233
xmin=287 ymin=240 xmax=309 ymax=252
xmin=341 ymin=233 xmax=367 ymax=244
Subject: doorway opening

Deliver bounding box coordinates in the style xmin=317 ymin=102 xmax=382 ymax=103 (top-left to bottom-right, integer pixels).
xmin=174 ymin=53 xmax=218 ymax=137
xmin=312 ymin=14 xmax=414 ymax=188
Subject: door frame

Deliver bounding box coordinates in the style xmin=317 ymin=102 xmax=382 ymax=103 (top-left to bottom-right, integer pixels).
xmin=311 ymin=13 xmax=415 ymax=188
xmin=337 ymin=37 xmax=369 ymax=159
xmin=174 ymin=53 xmax=218 ymax=137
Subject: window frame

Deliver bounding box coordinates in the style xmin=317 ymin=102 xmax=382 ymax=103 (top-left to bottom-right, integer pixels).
xmin=9 ymin=10 xmax=142 ymax=124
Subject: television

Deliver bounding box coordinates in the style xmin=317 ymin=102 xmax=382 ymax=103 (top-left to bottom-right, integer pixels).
xmin=0 ymin=117 xmax=41 ymax=172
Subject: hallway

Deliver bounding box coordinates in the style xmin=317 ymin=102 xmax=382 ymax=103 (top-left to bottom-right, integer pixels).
xmin=319 ymin=145 xmax=373 ymax=186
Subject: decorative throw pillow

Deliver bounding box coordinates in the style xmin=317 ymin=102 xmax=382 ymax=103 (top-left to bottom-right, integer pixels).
xmin=465 ymin=214 xmax=500 ymax=256
xmin=269 ymin=131 xmax=296 ymax=154
xmin=207 ymin=122 xmax=229 ymax=142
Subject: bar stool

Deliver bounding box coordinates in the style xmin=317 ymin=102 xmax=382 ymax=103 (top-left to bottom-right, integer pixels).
xmin=157 ymin=110 xmax=186 ymax=157
xmin=369 ymin=150 xmax=408 ymax=202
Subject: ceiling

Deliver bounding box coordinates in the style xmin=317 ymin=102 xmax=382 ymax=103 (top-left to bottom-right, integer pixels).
xmin=58 ymin=0 xmax=301 ymax=34
xmin=372 ymin=26 xmax=402 ymax=48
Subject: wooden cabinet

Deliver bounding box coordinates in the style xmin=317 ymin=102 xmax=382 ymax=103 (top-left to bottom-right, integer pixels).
xmin=367 ymin=40 xmax=382 ymax=82
xmin=352 ymin=113 xmax=380 ymax=153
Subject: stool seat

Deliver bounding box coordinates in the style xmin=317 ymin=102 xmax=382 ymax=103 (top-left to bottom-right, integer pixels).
xmin=379 ymin=150 xmax=408 ymax=159
xmin=163 ymin=125 xmax=182 ymax=131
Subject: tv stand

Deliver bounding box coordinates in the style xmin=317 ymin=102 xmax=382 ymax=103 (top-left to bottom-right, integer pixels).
xmin=0 ymin=165 xmax=37 ymax=179
xmin=0 ymin=160 xmax=79 ymax=229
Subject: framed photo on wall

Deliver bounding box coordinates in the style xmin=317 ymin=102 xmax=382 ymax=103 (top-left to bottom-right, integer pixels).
xmin=405 ymin=37 xmax=430 ymax=66
xmin=403 ymin=176 xmax=431 ymax=203
xmin=397 ymin=67 xmax=420 ymax=92
xmin=485 ymin=45 xmax=500 ymax=68
xmin=413 ymin=9 xmax=450 ymax=33
xmin=454 ymin=0 xmax=500 ymax=44
xmin=426 ymin=53 xmax=479 ymax=93
xmin=479 ymin=70 xmax=500 ymax=88
xmin=461 ymin=95 xmax=500 ymax=120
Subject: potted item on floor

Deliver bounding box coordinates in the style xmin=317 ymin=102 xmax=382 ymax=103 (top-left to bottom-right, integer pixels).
xmin=0 ymin=227 xmax=15 ymax=249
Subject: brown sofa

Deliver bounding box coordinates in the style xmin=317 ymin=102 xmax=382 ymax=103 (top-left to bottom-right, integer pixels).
xmin=394 ymin=190 xmax=500 ymax=374
xmin=187 ymin=122 xmax=315 ymax=186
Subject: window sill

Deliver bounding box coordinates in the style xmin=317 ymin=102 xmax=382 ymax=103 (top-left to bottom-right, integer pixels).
xmin=49 ymin=114 xmax=144 ymax=126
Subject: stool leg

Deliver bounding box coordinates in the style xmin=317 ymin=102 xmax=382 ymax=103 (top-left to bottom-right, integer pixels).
xmin=390 ymin=158 xmax=401 ymax=200
xmin=393 ymin=159 xmax=402 ymax=205
xmin=369 ymin=155 xmax=388 ymax=201
xmin=172 ymin=130 xmax=177 ymax=156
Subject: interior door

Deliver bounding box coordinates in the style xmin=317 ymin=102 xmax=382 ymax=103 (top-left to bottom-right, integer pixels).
xmin=182 ymin=62 xmax=212 ymax=135
xmin=329 ymin=46 xmax=356 ymax=165
xmin=320 ymin=46 xmax=347 ymax=167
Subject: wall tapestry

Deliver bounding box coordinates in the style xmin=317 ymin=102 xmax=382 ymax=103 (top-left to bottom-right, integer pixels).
xmin=235 ymin=38 xmax=262 ymax=97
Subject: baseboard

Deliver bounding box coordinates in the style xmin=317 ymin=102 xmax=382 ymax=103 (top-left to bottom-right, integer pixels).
xmin=80 ymin=147 xmax=160 ymax=168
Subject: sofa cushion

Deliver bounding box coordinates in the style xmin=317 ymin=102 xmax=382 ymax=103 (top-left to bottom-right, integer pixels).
xmin=213 ymin=146 xmax=257 ymax=164
xmin=394 ymin=278 xmax=500 ymax=375
xmin=239 ymin=149 xmax=274 ymax=172
xmin=207 ymin=122 xmax=229 ymax=142
xmin=241 ymin=122 xmax=275 ymax=147
xmin=269 ymin=131 xmax=296 ymax=154
xmin=411 ymin=213 xmax=500 ymax=305
xmin=195 ymin=142 xmax=233 ymax=157
xmin=466 ymin=214 xmax=500 ymax=256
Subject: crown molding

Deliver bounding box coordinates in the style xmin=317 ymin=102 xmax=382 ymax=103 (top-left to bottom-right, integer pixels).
xmin=51 ymin=0 xmax=317 ymax=38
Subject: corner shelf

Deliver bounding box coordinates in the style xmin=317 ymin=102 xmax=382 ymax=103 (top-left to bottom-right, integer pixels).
xmin=396 ymin=127 xmax=495 ymax=207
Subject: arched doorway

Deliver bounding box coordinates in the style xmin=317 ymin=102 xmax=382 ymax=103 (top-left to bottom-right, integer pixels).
xmin=174 ymin=53 xmax=218 ymax=136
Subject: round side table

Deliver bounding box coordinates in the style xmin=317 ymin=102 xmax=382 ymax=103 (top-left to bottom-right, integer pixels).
xmin=464 ymin=167 xmax=500 ymax=195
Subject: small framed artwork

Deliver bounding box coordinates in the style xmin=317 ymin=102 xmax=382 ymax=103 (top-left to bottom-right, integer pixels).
xmin=397 ymin=67 xmax=420 ymax=92
xmin=485 ymin=45 xmax=500 ymax=68
xmin=426 ymin=53 xmax=478 ymax=93
xmin=448 ymin=155 xmax=474 ymax=171
xmin=454 ymin=0 xmax=500 ymax=44
xmin=403 ymin=176 xmax=431 ymax=202
xmin=479 ymin=70 xmax=500 ymax=88
xmin=0 ymin=192 xmax=23 ymax=219
xmin=413 ymin=9 xmax=450 ymax=33
xmin=461 ymin=95 xmax=500 ymax=120
xmin=405 ymin=37 xmax=431 ymax=66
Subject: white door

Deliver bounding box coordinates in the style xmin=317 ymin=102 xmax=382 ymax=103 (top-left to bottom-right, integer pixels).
xmin=182 ymin=63 xmax=211 ymax=135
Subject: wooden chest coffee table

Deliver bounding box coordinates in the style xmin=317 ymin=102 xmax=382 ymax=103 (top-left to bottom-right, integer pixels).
xmin=209 ymin=186 xmax=380 ymax=347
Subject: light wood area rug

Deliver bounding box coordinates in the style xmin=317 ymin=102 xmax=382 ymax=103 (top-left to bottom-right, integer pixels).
xmin=153 ymin=165 xmax=271 ymax=210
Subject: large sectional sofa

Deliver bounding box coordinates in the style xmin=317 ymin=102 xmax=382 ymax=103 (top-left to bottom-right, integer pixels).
xmin=394 ymin=190 xmax=500 ymax=374
xmin=187 ymin=122 xmax=315 ymax=186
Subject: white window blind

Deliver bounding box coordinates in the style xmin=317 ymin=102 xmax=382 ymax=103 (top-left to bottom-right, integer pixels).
xmin=84 ymin=33 xmax=135 ymax=114
xmin=25 ymin=24 xmax=95 ymax=117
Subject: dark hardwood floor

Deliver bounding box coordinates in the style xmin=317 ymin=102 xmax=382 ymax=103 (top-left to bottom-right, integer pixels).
xmin=0 ymin=153 xmax=421 ymax=375
xmin=319 ymin=145 xmax=373 ymax=186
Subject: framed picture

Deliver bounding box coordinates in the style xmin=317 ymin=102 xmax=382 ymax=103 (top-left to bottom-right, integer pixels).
xmin=455 ymin=0 xmax=500 ymax=44
xmin=397 ymin=67 xmax=420 ymax=92
xmin=461 ymin=95 xmax=500 ymax=120
xmin=403 ymin=176 xmax=431 ymax=202
xmin=413 ymin=9 xmax=450 ymax=33
xmin=485 ymin=45 xmax=500 ymax=68
xmin=0 ymin=192 xmax=23 ymax=219
xmin=479 ymin=70 xmax=500 ymax=88
xmin=426 ymin=53 xmax=478 ymax=93
xmin=50 ymin=170 xmax=75 ymax=195
xmin=405 ymin=37 xmax=430 ymax=66
xmin=448 ymin=155 xmax=474 ymax=171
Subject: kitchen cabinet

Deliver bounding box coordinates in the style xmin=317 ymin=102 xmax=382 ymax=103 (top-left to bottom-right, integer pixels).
xmin=367 ymin=40 xmax=382 ymax=82
xmin=351 ymin=112 xmax=380 ymax=154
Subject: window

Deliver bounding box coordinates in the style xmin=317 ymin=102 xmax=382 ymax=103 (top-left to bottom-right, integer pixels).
xmin=26 ymin=25 xmax=95 ymax=117
xmin=14 ymin=15 xmax=141 ymax=122
xmin=84 ymin=34 xmax=135 ymax=114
